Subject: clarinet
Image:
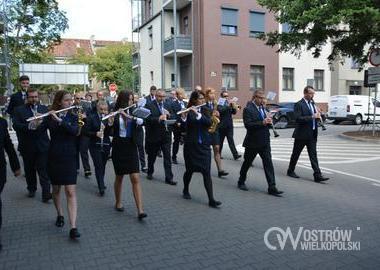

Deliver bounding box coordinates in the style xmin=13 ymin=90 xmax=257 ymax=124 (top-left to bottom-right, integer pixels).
xmin=266 ymin=110 xmax=279 ymax=137
xmin=312 ymin=100 xmax=327 ymax=131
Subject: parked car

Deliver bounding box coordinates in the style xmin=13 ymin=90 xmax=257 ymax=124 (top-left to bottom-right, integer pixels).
xmin=327 ymin=95 xmax=375 ymax=125
xmin=267 ymin=102 xmax=326 ymax=128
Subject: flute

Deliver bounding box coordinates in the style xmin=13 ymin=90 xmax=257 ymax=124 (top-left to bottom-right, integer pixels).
xmin=176 ymin=103 xmax=207 ymax=115
xmin=102 ymin=104 xmax=136 ymax=121
xmin=26 ymin=105 xmax=77 ymax=122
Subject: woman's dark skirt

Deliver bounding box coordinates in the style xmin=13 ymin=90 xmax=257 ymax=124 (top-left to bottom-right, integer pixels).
xmin=48 ymin=152 xmax=77 ymax=186
xmin=183 ymin=142 xmax=211 ymax=173
xmin=112 ymin=137 xmax=139 ymax=175
xmin=209 ymin=130 xmax=220 ymax=146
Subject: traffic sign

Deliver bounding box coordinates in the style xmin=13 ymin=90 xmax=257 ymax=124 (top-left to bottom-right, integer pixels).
xmin=368 ymin=67 xmax=380 ymax=84
xmin=109 ymin=83 xmax=117 ymax=92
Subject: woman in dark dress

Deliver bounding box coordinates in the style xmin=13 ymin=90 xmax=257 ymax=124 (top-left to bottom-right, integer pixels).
xmin=181 ymin=91 xmax=221 ymax=208
xmin=48 ymin=90 xmax=81 ymax=239
xmin=106 ymin=91 xmax=146 ymax=220
xmin=203 ymin=87 xmax=228 ymax=178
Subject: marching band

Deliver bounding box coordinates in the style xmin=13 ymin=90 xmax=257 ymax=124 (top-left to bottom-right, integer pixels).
xmin=0 ymin=75 xmax=330 ymax=245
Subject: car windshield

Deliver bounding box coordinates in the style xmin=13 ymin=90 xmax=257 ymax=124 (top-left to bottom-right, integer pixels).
xmin=278 ymin=103 xmax=294 ymax=109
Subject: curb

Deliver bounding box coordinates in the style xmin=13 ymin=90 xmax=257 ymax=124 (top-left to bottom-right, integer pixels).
xmin=339 ymin=133 xmax=380 ymax=144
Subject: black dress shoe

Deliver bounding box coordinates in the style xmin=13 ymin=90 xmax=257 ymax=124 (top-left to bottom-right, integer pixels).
xmin=147 ymin=174 xmax=153 ymax=180
xmin=172 ymin=158 xmax=178 ymax=164
xmin=287 ymin=171 xmax=300 ymax=178
xmin=0 ymin=243 xmax=2 ymax=252
xmin=165 ymin=180 xmax=177 ymax=186
xmin=84 ymin=171 xmax=92 ymax=178
xmin=69 ymin=228 xmax=81 ymax=239
xmin=42 ymin=193 xmax=52 ymax=203
xmin=28 ymin=191 xmax=36 ymax=198
xmin=138 ymin=213 xmax=147 ymax=220
xmin=234 ymin=154 xmax=242 ymax=160
xmin=99 ymin=190 xmax=105 ymax=196
xmin=209 ymin=200 xmax=222 ymax=208
xmin=268 ymin=187 xmax=284 ymax=197
xmin=55 ymin=215 xmax=64 ymax=227
xmin=314 ymin=176 xmax=329 ymax=183
xmin=115 ymin=206 xmax=124 ymax=212
xmin=182 ymin=192 xmax=192 ymax=200
xmin=237 ymin=182 xmax=249 ymax=191
xmin=218 ymin=171 xmax=229 ymax=178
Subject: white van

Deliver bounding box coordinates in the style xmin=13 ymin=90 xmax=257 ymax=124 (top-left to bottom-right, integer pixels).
xmin=328 ymin=95 xmax=377 ymax=125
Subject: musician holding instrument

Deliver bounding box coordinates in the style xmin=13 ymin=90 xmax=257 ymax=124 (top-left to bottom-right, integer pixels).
xmin=83 ymin=101 xmax=110 ymax=196
xmin=238 ymin=90 xmax=284 ymax=197
xmin=180 ymin=91 xmax=222 ymax=208
xmin=217 ymin=90 xmax=241 ymax=161
xmin=47 ymin=90 xmax=81 ymax=239
xmin=287 ymin=86 xmax=329 ymax=183
xmin=144 ymin=89 xmax=177 ymax=185
xmin=12 ymin=89 xmax=52 ymax=202
xmin=133 ymin=94 xmax=147 ymax=173
xmin=204 ymin=88 xmax=228 ymax=178
xmin=105 ymin=91 xmax=147 ymax=220
xmin=73 ymin=94 xmax=92 ymax=178
xmin=171 ymin=88 xmax=188 ymax=164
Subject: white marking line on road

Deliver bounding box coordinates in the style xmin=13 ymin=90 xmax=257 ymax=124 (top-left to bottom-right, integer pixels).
xmin=271 ymin=151 xmax=379 ymax=156
xmin=299 ymin=164 xmax=334 ymax=175
xmin=272 ymin=156 xmax=356 ymax=160
xmin=372 ymin=183 xmax=380 ymax=187
xmin=271 ymin=145 xmax=380 ymax=150
xmin=319 ymin=166 xmax=380 ymax=185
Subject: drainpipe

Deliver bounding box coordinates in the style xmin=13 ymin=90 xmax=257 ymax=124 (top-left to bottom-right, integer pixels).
xmin=173 ymin=0 xmax=178 ymax=88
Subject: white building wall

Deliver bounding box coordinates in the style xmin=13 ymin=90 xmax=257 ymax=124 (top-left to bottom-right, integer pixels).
xmin=139 ymin=15 xmax=162 ymax=95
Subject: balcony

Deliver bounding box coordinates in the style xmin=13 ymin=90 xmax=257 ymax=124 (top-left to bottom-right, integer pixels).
xmin=132 ymin=52 xmax=140 ymax=69
xmin=164 ymin=35 xmax=192 ymax=57
xmin=163 ymin=0 xmax=191 ymax=10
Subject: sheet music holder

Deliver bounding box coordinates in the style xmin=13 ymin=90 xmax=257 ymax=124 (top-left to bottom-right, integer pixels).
xmin=132 ymin=107 xmax=151 ymax=119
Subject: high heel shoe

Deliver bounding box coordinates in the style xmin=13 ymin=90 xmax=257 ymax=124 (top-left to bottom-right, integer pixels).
xmin=209 ymin=200 xmax=222 ymax=208
xmin=218 ymin=171 xmax=229 ymax=178
xmin=138 ymin=213 xmax=147 ymax=220
xmin=55 ymin=215 xmax=64 ymax=227
xmin=69 ymin=228 xmax=81 ymax=239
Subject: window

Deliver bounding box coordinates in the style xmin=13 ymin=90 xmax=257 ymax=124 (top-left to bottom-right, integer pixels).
xmin=314 ymin=69 xmax=324 ymax=91
xmin=250 ymin=65 xmax=265 ymax=90
xmin=171 ymin=73 xmax=176 ymax=87
xmin=282 ymin=68 xmax=294 ymax=91
xmin=222 ymin=64 xmax=238 ymax=90
xmin=148 ymin=26 xmax=153 ymax=49
xmin=183 ymin=16 xmax=189 ymax=35
xmin=249 ymin=11 xmax=265 ymax=37
xmin=221 ymin=8 xmax=238 ymax=36
xmin=150 ymin=71 xmax=154 ymax=84
xmin=351 ymin=58 xmax=360 ymax=69
xmin=282 ymin=23 xmax=291 ymax=33
xmin=148 ymin=0 xmax=152 ymax=17
xmin=170 ymin=27 xmax=175 ymax=35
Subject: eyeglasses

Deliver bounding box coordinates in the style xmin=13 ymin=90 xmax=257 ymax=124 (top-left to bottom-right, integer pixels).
xmin=223 ymin=95 xmax=228 ymax=98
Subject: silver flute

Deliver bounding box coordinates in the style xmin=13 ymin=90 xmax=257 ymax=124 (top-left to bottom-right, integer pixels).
xmin=102 ymin=104 xmax=136 ymax=121
xmin=26 ymin=105 xmax=78 ymax=122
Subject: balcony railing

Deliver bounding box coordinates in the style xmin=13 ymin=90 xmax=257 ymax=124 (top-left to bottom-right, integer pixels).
xmin=164 ymin=35 xmax=192 ymax=55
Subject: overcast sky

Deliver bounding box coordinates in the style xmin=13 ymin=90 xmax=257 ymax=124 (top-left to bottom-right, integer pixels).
xmin=58 ymin=0 xmax=132 ymax=41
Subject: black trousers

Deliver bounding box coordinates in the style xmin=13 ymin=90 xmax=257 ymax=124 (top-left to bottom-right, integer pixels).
xmin=219 ymin=127 xmax=238 ymax=158
xmin=146 ymin=140 xmax=173 ymax=181
xmin=89 ymin=145 xmax=110 ymax=191
xmin=183 ymin=169 xmax=215 ymax=202
xmin=172 ymin=129 xmax=183 ymax=160
xmin=77 ymin=135 xmax=91 ymax=172
xmin=0 ymin=167 xmax=5 ymax=230
xmin=22 ymin=152 xmax=51 ymax=195
xmin=288 ymin=138 xmax=321 ymax=176
xmin=239 ymin=146 xmax=276 ymax=188
xmin=136 ymin=131 xmax=146 ymax=169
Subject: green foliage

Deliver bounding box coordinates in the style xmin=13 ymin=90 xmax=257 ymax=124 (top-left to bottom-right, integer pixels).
xmin=257 ymin=0 xmax=380 ymax=66
xmin=0 ymin=0 xmax=68 ymax=93
xmin=69 ymin=44 xmax=135 ymax=90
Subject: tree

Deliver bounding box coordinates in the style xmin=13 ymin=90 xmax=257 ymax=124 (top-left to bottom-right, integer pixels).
xmin=0 ymin=0 xmax=68 ymax=92
xmin=257 ymin=0 xmax=380 ymax=66
xmin=69 ymin=44 xmax=135 ymax=91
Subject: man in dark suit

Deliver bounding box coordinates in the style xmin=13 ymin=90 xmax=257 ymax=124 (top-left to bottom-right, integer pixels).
xmin=287 ymin=86 xmax=329 ymax=183
xmin=133 ymin=94 xmax=147 ymax=172
xmin=84 ymin=101 xmax=111 ymax=196
xmin=13 ymin=89 xmax=52 ymax=202
xmin=144 ymin=89 xmax=176 ymax=185
xmin=145 ymin=85 xmax=157 ymax=105
xmin=170 ymin=88 xmax=187 ymax=164
xmin=238 ymin=90 xmax=283 ymax=196
xmin=0 ymin=117 xmax=21 ymax=252
xmin=217 ymin=90 xmax=241 ymax=160
xmin=6 ymin=75 xmax=29 ymax=117
xmin=74 ymin=94 xmax=92 ymax=177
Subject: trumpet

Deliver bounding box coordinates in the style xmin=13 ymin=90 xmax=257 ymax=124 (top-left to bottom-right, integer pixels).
xmin=102 ymin=104 xmax=136 ymax=121
xmin=26 ymin=105 xmax=78 ymax=122
xmin=176 ymin=103 xmax=207 ymax=115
